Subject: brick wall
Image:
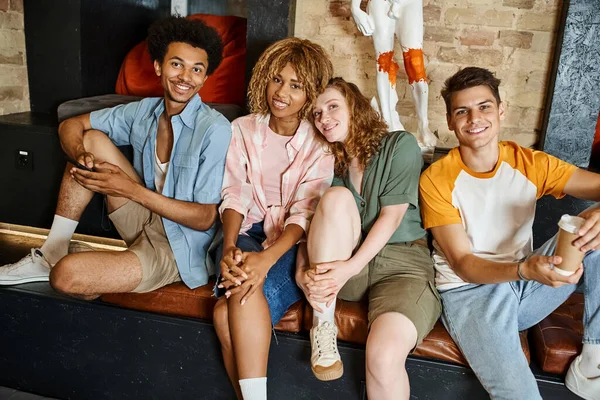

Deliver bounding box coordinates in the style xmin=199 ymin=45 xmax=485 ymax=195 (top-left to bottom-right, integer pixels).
xmin=0 ymin=0 xmax=28 ymax=115
xmin=294 ymin=0 xmax=560 ymax=148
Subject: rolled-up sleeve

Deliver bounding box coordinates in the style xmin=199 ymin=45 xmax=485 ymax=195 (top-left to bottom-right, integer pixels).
xmin=219 ymin=122 xmax=253 ymax=219
xmin=89 ymin=102 xmax=142 ymax=146
xmin=194 ymin=121 xmax=232 ymax=204
xmin=285 ymin=151 xmax=334 ymax=233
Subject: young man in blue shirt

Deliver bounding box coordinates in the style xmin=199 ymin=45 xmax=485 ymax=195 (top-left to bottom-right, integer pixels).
xmin=0 ymin=16 xmax=231 ymax=297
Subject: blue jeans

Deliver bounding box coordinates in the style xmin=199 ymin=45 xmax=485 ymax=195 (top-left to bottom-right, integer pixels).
xmin=440 ymin=234 xmax=600 ymax=400
xmin=214 ymin=222 xmax=302 ymax=325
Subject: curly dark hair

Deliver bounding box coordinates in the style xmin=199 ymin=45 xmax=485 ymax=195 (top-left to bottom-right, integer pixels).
xmin=312 ymin=78 xmax=389 ymax=177
xmin=441 ymin=67 xmax=501 ymax=114
xmin=247 ymin=37 xmax=333 ymax=120
xmin=147 ymin=16 xmax=223 ymax=75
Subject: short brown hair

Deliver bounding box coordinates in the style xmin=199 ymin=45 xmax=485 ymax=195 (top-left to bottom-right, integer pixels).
xmin=247 ymin=38 xmax=333 ymax=120
xmin=441 ymin=67 xmax=501 ymax=114
xmin=314 ymin=77 xmax=388 ymax=177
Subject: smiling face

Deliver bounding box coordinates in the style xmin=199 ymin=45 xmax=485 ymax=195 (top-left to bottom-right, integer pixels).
xmin=313 ymin=87 xmax=351 ymax=143
xmin=265 ymin=62 xmax=307 ymax=121
xmin=447 ymin=85 xmax=505 ymax=151
xmin=154 ymin=41 xmax=209 ymax=112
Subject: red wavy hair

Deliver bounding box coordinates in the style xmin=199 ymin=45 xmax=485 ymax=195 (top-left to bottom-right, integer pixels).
xmin=313 ymin=77 xmax=389 ymax=177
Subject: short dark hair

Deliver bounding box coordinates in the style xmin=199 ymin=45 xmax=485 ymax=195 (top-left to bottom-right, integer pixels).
xmin=147 ymin=16 xmax=223 ymax=75
xmin=441 ymin=67 xmax=502 ymax=114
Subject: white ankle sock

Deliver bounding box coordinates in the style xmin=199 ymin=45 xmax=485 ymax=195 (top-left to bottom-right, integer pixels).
xmin=239 ymin=377 xmax=267 ymax=400
xmin=580 ymin=344 xmax=600 ymax=378
xmin=40 ymin=215 xmax=78 ymax=265
xmin=313 ymin=299 xmax=336 ymax=326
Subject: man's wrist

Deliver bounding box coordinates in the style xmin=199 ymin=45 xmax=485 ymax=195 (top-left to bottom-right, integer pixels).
xmin=128 ymin=183 xmax=145 ymax=203
xmin=517 ymin=262 xmax=529 ymax=281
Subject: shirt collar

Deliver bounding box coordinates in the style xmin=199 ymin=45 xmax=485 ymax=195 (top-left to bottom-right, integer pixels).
xmin=144 ymin=94 xmax=203 ymax=129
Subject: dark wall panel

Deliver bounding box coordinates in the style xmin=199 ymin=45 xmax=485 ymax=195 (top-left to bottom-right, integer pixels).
xmin=246 ymin=0 xmax=295 ymax=87
xmin=24 ymin=0 xmax=170 ymax=116
xmin=24 ymin=0 xmax=82 ymax=115
xmin=81 ymin=0 xmax=170 ymax=97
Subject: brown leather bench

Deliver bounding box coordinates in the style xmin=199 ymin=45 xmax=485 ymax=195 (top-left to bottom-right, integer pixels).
xmin=101 ymin=281 xmax=533 ymax=367
xmin=101 ymin=279 xmax=305 ymax=333
xmin=530 ymin=292 xmax=583 ymax=375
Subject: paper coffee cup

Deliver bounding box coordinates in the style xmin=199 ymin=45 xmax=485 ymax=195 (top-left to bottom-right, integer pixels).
xmin=553 ymin=214 xmax=586 ymax=276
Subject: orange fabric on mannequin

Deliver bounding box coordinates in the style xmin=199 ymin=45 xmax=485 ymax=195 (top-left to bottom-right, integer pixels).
xmin=377 ymin=51 xmax=400 ymax=86
xmin=402 ymin=48 xmax=427 ymax=84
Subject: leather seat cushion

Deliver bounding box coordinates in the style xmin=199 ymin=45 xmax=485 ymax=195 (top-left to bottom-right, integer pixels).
xmin=100 ymin=280 xmax=304 ymax=333
xmin=530 ymin=293 xmax=583 ymax=375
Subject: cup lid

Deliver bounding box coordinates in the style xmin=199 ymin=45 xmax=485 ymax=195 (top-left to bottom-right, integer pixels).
xmin=558 ymin=214 xmax=585 ymax=234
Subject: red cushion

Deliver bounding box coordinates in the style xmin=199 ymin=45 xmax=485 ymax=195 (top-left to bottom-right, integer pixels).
xmin=115 ymin=14 xmax=246 ymax=106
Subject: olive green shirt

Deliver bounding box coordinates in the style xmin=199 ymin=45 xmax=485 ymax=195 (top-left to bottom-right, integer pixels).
xmin=332 ymin=131 xmax=426 ymax=243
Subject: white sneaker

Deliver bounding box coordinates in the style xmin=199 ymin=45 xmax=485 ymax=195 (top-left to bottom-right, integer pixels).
xmin=0 ymin=248 xmax=51 ymax=285
xmin=310 ymin=321 xmax=343 ymax=381
xmin=566 ymin=355 xmax=600 ymax=400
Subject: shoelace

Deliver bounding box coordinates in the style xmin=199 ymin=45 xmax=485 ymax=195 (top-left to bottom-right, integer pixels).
xmin=3 ymin=249 xmax=45 ymax=273
xmin=315 ymin=322 xmax=339 ymax=360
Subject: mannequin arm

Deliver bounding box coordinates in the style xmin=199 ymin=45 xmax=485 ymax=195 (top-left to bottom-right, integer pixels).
xmin=351 ymin=0 xmax=375 ymax=36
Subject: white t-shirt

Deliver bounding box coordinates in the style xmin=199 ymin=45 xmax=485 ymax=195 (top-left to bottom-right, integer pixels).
xmin=419 ymin=141 xmax=578 ymax=291
xmin=154 ymin=143 xmax=170 ymax=194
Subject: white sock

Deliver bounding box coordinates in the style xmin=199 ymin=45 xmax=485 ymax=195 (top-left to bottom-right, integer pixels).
xmin=40 ymin=215 xmax=78 ymax=265
xmin=239 ymin=377 xmax=267 ymax=400
xmin=580 ymin=344 xmax=600 ymax=378
xmin=313 ymin=299 xmax=336 ymax=327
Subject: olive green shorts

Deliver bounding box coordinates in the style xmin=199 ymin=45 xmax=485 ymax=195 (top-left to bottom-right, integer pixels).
xmin=109 ymin=201 xmax=181 ymax=293
xmin=338 ymin=237 xmax=441 ymax=347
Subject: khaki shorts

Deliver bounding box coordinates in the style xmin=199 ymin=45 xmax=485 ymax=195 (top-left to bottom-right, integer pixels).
xmin=109 ymin=201 xmax=181 ymax=293
xmin=338 ymin=237 xmax=441 ymax=347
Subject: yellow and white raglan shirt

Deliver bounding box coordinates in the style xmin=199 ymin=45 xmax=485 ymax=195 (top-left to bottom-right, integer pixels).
xmin=419 ymin=141 xmax=578 ymax=291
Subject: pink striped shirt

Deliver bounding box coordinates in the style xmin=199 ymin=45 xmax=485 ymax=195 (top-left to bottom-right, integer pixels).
xmin=219 ymin=114 xmax=334 ymax=248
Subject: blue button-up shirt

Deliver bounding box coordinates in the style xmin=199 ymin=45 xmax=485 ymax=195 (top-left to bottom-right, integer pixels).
xmin=90 ymin=95 xmax=232 ymax=288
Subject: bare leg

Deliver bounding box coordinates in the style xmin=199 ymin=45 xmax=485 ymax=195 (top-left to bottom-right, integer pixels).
xmin=213 ymin=298 xmax=243 ymax=399
xmin=306 ymin=187 xmax=361 ymax=380
xmin=49 ymin=250 xmax=142 ymax=298
xmin=56 ymin=129 xmax=143 ymax=220
xmin=228 ymin=282 xmax=271 ymax=379
xmin=307 ymin=187 xmax=361 ymax=265
xmin=366 ymin=312 xmax=418 ymax=400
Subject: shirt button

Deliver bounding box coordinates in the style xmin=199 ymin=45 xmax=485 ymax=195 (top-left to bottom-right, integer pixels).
xmin=361 ymin=201 xmax=366 ymax=207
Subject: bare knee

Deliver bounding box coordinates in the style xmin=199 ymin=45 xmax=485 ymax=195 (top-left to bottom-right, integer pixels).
xmin=49 ymin=256 xmax=80 ymax=295
xmin=82 ymin=129 xmax=112 ymax=155
xmin=317 ymin=187 xmax=355 ymax=215
xmin=366 ymin=314 xmax=415 ymax=381
xmin=213 ymin=298 xmax=232 ymax=347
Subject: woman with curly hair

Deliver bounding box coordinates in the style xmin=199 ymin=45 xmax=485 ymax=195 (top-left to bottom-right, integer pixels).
xmin=296 ymin=78 xmax=441 ymax=398
xmin=212 ymin=38 xmax=334 ymax=400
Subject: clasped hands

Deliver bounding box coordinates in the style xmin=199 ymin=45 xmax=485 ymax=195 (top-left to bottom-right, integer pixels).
xmin=218 ymin=247 xmax=275 ymax=305
xmin=70 ymin=151 xmax=137 ymax=198
xmin=296 ymin=260 xmax=355 ymax=313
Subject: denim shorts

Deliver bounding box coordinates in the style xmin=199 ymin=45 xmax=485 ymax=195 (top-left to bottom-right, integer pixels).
xmin=214 ymin=222 xmax=302 ymax=325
